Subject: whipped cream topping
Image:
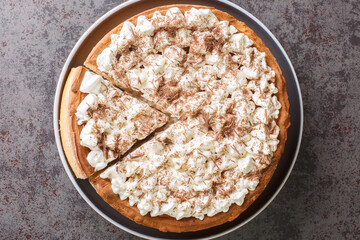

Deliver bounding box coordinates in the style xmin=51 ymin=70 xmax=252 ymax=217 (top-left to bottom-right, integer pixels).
xmin=101 ymin=115 xmax=279 ymax=220
xmin=97 ymin=7 xmax=282 ymax=220
xmin=97 ymin=7 xmax=250 ymax=117
xmin=75 ymin=71 xmax=168 ymax=171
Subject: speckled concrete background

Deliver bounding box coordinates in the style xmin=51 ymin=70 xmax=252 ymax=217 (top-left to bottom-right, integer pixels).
xmin=0 ymin=0 xmax=359 ymax=239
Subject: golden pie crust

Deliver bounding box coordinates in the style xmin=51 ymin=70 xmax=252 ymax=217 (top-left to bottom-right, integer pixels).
xmin=82 ymin=4 xmax=290 ymax=232
xmin=60 ymin=66 xmax=94 ymax=179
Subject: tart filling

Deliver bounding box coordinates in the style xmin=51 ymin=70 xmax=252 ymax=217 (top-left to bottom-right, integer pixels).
xmin=97 ymin=7 xmax=282 ymax=220
xmin=75 ymin=71 xmax=169 ymax=171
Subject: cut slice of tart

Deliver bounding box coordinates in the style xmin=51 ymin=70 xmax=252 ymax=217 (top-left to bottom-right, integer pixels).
xmin=60 ymin=66 xmax=169 ymax=179
xmin=84 ymin=4 xmax=290 ymax=233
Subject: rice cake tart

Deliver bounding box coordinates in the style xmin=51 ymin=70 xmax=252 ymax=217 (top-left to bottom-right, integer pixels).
xmin=85 ymin=5 xmax=291 ymax=232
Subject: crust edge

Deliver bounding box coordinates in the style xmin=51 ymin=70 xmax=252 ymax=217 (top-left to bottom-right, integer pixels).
xmin=60 ymin=66 xmax=94 ymax=179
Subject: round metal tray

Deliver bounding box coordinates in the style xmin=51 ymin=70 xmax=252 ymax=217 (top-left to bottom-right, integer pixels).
xmin=53 ymin=0 xmax=303 ymax=239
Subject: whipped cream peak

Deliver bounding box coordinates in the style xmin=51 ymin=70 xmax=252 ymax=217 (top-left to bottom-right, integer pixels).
xmin=97 ymin=48 xmax=115 ymax=73
xmin=120 ymin=21 xmax=136 ymax=40
xmin=136 ymin=16 xmax=155 ymax=37
xmin=151 ymin=11 xmax=166 ymax=30
xmin=165 ymin=7 xmax=186 ymax=28
xmin=185 ymin=8 xmax=218 ymax=29
xmin=224 ymin=33 xmax=253 ymax=54
xmin=80 ymin=71 xmax=104 ymax=95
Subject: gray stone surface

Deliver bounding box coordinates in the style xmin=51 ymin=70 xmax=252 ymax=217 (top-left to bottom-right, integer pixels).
xmin=0 ymin=0 xmax=359 ymax=239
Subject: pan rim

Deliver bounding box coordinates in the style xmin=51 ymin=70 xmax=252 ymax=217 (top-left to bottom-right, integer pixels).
xmin=53 ymin=0 xmax=303 ymax=239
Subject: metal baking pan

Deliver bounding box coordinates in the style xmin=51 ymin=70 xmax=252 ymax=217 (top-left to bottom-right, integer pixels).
xmin=53 ymin=0 xmax=303 ymax=238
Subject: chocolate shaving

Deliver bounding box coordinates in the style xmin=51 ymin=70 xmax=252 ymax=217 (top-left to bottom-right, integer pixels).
xmin=116 ymin=53 xmax=121 ymax=60
xmin=157 ymin=81 xmax=182 ymax=103
xmin=199 ymin=112 xmax=214 ymax=131
xmin=244 ymin=169 xmax=262 ymax=179
xmin=159 ymin=137 xmax=173 ymax=146
xmin=114 ymin=135 xmax=123 ymax=154
xmin=225 ymin=102 xmax=236 ymax=115
xmin=96 ymin=133 xmax=108 ymax=159
xmin=183 ymin=46 xmax=190 ymax=53
xmin=129 ymin=151 xmax=145 ymax=159
xmin=217 ymin=116 xmax=237 ymax=139
xmin=230 ymin=145 xmax=242 ymax=157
